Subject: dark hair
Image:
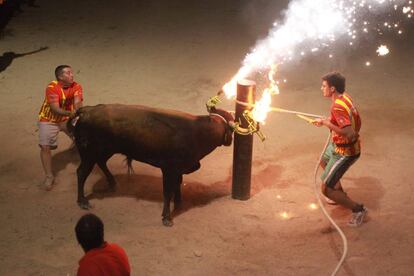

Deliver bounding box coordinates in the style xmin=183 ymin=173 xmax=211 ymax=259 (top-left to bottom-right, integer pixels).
xmin=322 ymin=72 xmax=346 ymax=93
xmin=75 ymin=213 xmax=104 ymax=252
xmin=54 ymin=65 xmax=71 ymax=80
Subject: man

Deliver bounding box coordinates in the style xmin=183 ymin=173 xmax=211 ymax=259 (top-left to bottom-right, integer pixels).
xmin=38 ymin=65 xmax=83 ymax=190
xmin=75 ymin=213 xmax=131 ymax=276
xmin=313 ymin=72 xmax=367 ymax=227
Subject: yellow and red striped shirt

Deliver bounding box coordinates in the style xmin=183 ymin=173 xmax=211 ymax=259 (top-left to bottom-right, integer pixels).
xmin=330 ymin=93 xmax=361 ymax=156
xmin=38 ymin=81 xmax=83 ymax=123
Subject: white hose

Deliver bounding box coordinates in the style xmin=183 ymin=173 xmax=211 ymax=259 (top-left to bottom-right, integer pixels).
xmin=314 ymin=133 xmax=348 ymax=276
xmin=218 ymin=96 xmax=348 ymax=274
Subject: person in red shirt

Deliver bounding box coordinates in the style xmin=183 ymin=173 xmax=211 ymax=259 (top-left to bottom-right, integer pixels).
xmin=75 ymin=213 xmax=131 ymax=276
xmin=313 ymin=72 xmax=367 ymax=227
xmin=38 ymin=65 xmax=83 ymax=190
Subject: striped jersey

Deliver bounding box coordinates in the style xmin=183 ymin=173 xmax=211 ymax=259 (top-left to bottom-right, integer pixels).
xmin=330 ymin=93 xmax=361 ymax=156
xmin=38 ymin=81 xmax=83 ymax=123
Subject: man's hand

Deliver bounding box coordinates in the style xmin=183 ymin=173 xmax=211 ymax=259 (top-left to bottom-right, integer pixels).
xmin=66 ymin=110 xmax=76 ymax=119
xmin=313 ymin=117 xmax=329 ymax=127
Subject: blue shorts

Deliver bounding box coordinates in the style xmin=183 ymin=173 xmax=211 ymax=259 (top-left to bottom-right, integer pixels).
xmin=320 ymin=143 xmax=360 ymax=188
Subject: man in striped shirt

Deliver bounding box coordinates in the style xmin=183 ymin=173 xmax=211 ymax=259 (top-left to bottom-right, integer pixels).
xmin=313 ymin=72 xmax=367 ymax=227
xmin=38 ymin=65 xmax=83 ymax=190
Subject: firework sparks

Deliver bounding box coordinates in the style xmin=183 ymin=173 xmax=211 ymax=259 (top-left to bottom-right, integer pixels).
xmin=376 ymin=45 xmax=390 ymax=56
xmin=221 ymin=0 xmax=413 ymax=123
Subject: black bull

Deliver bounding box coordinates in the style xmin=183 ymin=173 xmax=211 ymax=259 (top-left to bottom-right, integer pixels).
xmin=68 ymin=104 xmax=234 ymax=226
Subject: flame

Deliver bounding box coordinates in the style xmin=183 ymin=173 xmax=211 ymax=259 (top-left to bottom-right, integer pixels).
xmin=252 ymin=64 xmax=280 ymax=123
xmin=222 ymin=78 xmax=237 ymax=99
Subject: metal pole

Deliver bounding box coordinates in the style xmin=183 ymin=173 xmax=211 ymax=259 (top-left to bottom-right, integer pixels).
xmin=232 ymin=79 xmax=256 ymax=200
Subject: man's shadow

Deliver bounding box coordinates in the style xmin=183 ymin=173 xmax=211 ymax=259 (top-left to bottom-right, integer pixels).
xmin=51 ymin=146 xmax=80 ymax=176
xmin=0 ymin=47 xmax=48 ymax=73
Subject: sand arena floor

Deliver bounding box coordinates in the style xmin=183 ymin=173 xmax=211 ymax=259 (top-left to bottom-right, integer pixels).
xmin=1 ymin=1 xmax=414 ymax=275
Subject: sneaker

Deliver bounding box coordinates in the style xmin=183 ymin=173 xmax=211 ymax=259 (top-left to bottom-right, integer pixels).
xmin=43 ymin=175 xmax=55 ymax=191
xmin=348 ymin=206 xmax=368 ymax=227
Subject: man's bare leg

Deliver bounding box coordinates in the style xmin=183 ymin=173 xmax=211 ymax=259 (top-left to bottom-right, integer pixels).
xmin=40 ymin=145 xmax=54 ymax=190
xmin=322 ymin=183 xmax=359 ymax=211
xmin=320 ymin=161 xmax=344 ymax=204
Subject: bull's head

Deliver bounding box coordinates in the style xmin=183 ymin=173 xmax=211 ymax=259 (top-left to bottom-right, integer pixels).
xmin=209 ymin=107 xmax=235 ymax=146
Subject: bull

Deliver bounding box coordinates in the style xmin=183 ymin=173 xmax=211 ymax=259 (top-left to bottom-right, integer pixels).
xmin=68 ymin=104 xmax=234 ymax=226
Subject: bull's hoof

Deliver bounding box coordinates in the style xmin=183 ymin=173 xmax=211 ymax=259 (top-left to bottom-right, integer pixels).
xmin=77 ymin=199 xmax=92 ymax=210
xmin=162 ymin=217 xmax=174 ymax=227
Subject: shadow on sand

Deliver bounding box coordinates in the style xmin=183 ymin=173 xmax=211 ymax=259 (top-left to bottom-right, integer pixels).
xmin=58 ymin=153 xmax=284 ymax=217
xmin=84 ymin=160 xmax=283 ymax=217
xmin=51 ymin=146 xmax=80 ymax=176
xmin=87 ymin=173 xmax=232 ymax=217
xmin=0 ymin=47 xmax=48 ymax=73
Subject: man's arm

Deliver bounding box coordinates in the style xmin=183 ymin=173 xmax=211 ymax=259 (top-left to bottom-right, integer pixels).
xmin=49 ymin=102 xmax=74 ymax=117
xmin=314 ymin=118 xmax=356 ymax=141
xmin=74 ymin=95 xmax=83 ymax=110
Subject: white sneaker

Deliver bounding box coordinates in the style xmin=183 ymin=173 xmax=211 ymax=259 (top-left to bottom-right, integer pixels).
xmin=348 ymin=206 xmax=368 ymax=227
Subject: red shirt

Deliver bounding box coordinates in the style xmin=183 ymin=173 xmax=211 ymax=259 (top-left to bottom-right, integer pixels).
xmin=77 ymin=242 xmax=131 ymax=276
xmin=38 ymin=80 xmax=83 ymax=123
xmin=330 ymin=93 xmax=361 ymax=156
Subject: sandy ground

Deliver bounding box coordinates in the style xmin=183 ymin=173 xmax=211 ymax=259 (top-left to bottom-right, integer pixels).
xmin=1 ymin=0 xmax=414 ymax=275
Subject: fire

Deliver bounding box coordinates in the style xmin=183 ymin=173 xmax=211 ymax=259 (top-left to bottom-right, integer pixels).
xmin=222 ymin=79 xmax=237 ymax=99
xmin=252 ymin=64 xmax=280 ymax=123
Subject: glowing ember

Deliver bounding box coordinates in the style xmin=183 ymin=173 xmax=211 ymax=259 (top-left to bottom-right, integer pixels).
xmin=376 ymin=45 xmax=390 ymax=56
xmin=366 ymin=61 xmax=371 ymax=66
xmin=280 ymin=212 xmax=289 ymax=219
xmin=309 ymin=203 xmax=318 ymax=210
xmin=276 ymin=194 xmax=282 ymax=199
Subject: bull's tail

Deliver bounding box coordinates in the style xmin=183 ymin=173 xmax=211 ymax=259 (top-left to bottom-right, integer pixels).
xmin=125 ymin=156 xmax=134 ymax=176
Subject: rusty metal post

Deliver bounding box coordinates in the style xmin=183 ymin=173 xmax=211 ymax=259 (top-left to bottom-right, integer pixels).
xmin=232 ymin=79 xmax=256 ymax=200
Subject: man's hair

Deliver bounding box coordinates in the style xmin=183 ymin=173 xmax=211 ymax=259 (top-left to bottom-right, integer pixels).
xmin=75 ymin=213 xmax=104 ymax=252
xmin=322 ymin=72 xmax=346 ymax=93
xmin=54 ymin=65 xmax=71 ymax=80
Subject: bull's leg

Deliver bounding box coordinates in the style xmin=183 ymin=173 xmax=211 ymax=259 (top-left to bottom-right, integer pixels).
xmin=173 ymin=174 xmax=183 ymax=209
xmin=161 ymin=169 xmax=180 ymax=227
xmin=97 ymin=158 xmax=116 ymax=192
xmin=77 ymin=159 xmax=95 ymax=209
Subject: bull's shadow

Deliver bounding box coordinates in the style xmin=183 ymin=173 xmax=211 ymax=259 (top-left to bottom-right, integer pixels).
xmin=88 ymin=173 xmax=231 ymax=217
